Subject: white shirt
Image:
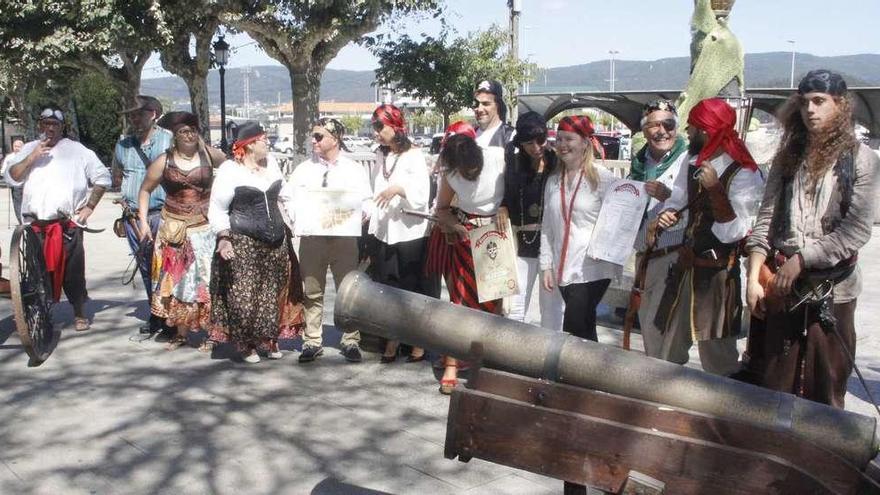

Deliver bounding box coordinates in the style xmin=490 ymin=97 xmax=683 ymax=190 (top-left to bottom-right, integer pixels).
xmin=664 ymin=153 xmax=765 ymax=243
xmin=4 ymin=138 xmax=111 ymax=221
xmin=475 ymin=122 xmax=502 ymax=148
xmin=634 ymin=150 xmax=689 ymax=251
xmin=540 ymin=165 xmax=622 ymax=286
xmin=368 ymin=148 xmax=430 ymax=245
xmin=208 ymin=158 xmax=288 ymax=234
xmin=283 ymin=153 xmax=372 ymax=237
xmin=445 ymin=146 xmax=505 ymax=215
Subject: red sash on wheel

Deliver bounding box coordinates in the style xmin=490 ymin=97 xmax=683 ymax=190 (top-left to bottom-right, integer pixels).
xmin=29 ymin=220 xmax=76 ymax=302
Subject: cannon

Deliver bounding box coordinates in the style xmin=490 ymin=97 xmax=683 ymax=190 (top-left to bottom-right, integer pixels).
xmin=335 ymin=272 xmax=880 ymax=494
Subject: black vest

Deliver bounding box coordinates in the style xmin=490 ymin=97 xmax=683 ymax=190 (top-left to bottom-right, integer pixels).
xmin=684 ymin=162 xmax=743 ymax=256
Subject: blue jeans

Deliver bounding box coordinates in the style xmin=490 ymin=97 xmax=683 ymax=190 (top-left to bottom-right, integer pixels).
xmin=125 ymin=209 xmax=161 ymax=301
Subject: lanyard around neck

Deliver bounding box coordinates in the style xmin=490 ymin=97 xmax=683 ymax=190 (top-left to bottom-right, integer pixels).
xmin=557 ymin=170 xmax=584 ymax=283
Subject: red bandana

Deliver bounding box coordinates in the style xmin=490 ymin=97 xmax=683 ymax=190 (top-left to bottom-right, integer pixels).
xmin=232 ymin=133 xmax=264 ymax=160
xmin=441 ymin=121 xmax=477 ymax=149
xmin=557 ymin=115 xmax=604 ymax=159
xmin=687 ymin=98 xmax=757 ymax=171
xmin=373 ymin=104 xmax=406 ymax=133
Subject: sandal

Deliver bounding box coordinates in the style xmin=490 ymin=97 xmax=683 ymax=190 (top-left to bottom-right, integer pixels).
xmin=197 ymin=340 xmax=216 ymax=353
xmin=165 ymin=336 xmax=186 ymax=351
xmin=439 ymin=377 xmax=458 ymax=395
xmin=406 ymin=353 xmax=426 ymax=363
xmin=74 ymin=317 xmax=90 ymax=332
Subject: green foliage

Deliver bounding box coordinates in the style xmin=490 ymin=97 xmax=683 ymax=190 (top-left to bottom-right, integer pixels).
xmin=340 ymin=114 xmax=365 ymax=136
xmin=374 ymin=25 xmax=535 ymax=127
xmin=71 ymin=72 xmax=122 ymax=165
xmin=408 ymin=109 xmax=442 ymax=134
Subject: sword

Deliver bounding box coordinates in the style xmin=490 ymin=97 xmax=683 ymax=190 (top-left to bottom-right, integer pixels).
xmin=57 ymin=209 xmax=105 ymax=233
xmin=399 ymin=208 xmax=438 ymax=222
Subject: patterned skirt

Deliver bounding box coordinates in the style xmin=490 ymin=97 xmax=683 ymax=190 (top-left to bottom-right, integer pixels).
xmin=151 ymin=222 xmax=214 ymax=332
xmin=210 ymin=233 xmax=304 ymax=349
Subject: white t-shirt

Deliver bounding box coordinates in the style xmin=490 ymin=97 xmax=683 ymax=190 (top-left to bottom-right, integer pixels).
xmin=445 ymin=146 xmax=505 ymax=216
xmin=5 ymin=138 xmax=111 ymax=221
xmin=368 ymin=148 xmax=430 ymax=245
xmin=475 ymin=122 xmax=502 ymax=148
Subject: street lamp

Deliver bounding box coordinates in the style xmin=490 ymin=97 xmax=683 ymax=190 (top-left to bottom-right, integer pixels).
xmin=213 ymin=34 xmax=230 ymax=152
xmin=787 ymin=40 xmax=796 ymax=89
xmin=608 ymin=50 xmax=619 ymax=92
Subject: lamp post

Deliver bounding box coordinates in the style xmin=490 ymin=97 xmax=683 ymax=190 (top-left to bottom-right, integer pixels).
xmin=608 ymin=50 xmax=619 ymax=92
xmin=213 ymin=34 xmax=230 ymax=152
xmin=787 ymin=40 xmax=796 ymax=89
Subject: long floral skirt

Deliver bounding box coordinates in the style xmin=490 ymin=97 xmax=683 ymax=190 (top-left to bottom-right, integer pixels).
xmin=210 ymin=233 xmax=304 ymax=350
xmin=150 ymin=223 xmax=214 ymax=333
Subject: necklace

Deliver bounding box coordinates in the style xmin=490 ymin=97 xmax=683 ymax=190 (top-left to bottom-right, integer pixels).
xmin=382 ymin=152 xmax=400 ymax=180
xmin=518 ymin=169 xmax=546 ymax=245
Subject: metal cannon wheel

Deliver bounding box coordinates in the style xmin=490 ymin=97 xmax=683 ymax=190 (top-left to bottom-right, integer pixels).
xmin=9 ymin=225 xmax=59 ymax=366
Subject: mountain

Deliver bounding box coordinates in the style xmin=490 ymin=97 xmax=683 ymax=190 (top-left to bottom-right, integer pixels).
xmin=140 ymin=52 xmax=880 ymax=107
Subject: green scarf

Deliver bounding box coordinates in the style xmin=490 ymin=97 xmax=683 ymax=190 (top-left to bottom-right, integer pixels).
xmin=628 ymin=135 xmax=687 ymax=181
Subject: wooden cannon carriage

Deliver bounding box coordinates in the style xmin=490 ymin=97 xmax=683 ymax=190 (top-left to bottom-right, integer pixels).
xmin=335 ymin=272 xmax=880 ymax=494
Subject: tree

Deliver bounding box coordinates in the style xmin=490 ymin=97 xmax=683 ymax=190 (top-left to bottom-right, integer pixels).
xmin=0 ymin=1 xmax=169 ymax=108
xmin=224 ymin=0 xmax=441 ymax=161
xmin=374 ymin=25 xmax=536 ymax=128
xmin=71 ymin=72 xmax=123 ymax=165
xmin=340 ymin=114 xmax=365 ymax=137
xmin=155 ymin=2 xmax=222 ymax=139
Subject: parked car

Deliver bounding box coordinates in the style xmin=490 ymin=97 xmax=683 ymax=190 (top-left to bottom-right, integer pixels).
xmin=273 ymin=136 xmax=294 ymax=154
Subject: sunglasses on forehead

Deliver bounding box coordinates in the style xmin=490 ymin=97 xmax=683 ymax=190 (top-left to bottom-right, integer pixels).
xmin=643 ymin=118 xmax=677 ymax=132
xmin=40 ymin=108 xmax=64 ymax=121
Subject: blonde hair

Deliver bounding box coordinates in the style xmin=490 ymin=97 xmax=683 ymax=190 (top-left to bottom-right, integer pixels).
xmin=580 ymin=145 xmax=600 ymax=191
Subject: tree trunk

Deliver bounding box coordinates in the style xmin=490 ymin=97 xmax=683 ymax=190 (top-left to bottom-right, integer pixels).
xmin=290 ymin=63 xmax=322 ymax=164
xmin=184 ymin=73 xmax=210 ymax=141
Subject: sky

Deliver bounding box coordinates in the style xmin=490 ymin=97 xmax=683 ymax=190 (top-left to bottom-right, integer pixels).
xmin=141 ymin=0 xmax=880 ymax=79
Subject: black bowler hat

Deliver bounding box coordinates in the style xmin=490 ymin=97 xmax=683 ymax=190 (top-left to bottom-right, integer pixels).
xmin=233 ymin=121 xmax=265 ymax=142
xmin=157 ymin=111 xmax=200 ymax=133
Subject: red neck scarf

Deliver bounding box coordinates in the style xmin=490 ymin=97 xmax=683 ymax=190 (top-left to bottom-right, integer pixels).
xmin=687 ymin=98 xmax=757 ymax=171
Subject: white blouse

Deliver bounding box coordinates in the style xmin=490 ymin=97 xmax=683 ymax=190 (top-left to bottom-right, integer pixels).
xmin=540 ymin=165 xmax=622 ymax=286
xmin=445 ymin=146 xmax=505 ymax=215
xmin=5 ymin=138 xmax=111 ymax=221
xmin=368 ymin=148 xmax=431 ymax=245
xmin=208 ymin=158 xmax=288 ymax=234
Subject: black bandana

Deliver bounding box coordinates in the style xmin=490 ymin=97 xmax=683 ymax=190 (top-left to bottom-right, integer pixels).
xmin=798 ymin=70 xmax=847 ymax=96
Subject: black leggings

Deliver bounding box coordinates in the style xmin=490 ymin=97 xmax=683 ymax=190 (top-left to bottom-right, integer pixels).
xmin=559 ymin=279 xmax=611 ymax=341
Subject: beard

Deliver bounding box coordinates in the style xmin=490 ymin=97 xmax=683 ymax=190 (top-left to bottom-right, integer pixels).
xmin=688 ymin=134 xmax=705 ymax=156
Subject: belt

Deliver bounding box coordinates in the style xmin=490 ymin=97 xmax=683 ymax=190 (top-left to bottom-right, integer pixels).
xmin=513 ymin=223 xmax=541 ymax=232
xmin=638 ymin=244 xmax=683 ymax=261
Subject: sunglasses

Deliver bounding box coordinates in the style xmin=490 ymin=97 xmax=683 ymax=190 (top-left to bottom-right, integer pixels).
xmin=39 ymin=108 xmax=64 ymax=122
xmin=643 ymin=118 xmax=677 ymax=132
xmin=371 ymin=120 xmax=384 ymax=132
xmin=312 ymin=133 xmax=326 ymax=142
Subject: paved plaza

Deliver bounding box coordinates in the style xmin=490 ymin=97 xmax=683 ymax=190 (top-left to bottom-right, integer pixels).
xmin=0 ymin=190 xmax=879 ymax=494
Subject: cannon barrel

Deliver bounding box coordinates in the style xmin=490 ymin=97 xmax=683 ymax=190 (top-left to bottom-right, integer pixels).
xmin=334 ymin=272 xmax=879 ymax=468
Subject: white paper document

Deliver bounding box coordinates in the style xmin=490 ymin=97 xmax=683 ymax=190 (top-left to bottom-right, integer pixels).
xmin=469 ymin=218 xmax=519 ymax=303
xmin=587 ymin=179 xmax=649 ymax=265
xmin=294 ymin=188 xmax=363 ymax=237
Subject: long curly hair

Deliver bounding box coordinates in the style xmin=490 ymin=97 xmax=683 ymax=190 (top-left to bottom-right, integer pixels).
xmin=771 ymin=93 xmax=857 ymax=192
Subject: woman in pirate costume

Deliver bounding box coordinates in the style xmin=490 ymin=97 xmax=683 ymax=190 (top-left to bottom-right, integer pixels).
xmin=742 ymin=70 xmax=880 ymax=407
xmin=540 ymin=115 xmax=620 ymax=342
xmin=208 ymin=122 xmax=304 ymax=363
xmin=367 ymin=104 xmax=432 ymax=363
xmin=138 ymin=112 xmax=218 ymax=350
xmin=432 ymin=121 xmax=506 ymax=394
xmin=497 ymin=111 xmax=564 ymax=330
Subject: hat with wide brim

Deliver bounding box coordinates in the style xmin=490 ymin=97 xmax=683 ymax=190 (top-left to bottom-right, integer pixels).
xmin=121 ymin=95 xmax=163 ymax=116
xmin=157 ymin=111 xmax=199 ymax=133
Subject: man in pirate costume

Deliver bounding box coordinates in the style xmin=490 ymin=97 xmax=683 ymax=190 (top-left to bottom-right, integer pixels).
xmin=739 ymin=70 xmax=879 ymax=407
xmin=626 ymin=99 xmax=691 ymax=358
xmin=4 ymin=106 xmax=112 ymax=332
xmin=473 ymin=80 xmax=514 ymax=149
xmin=655 ymin=98 xmax=764 ymax=376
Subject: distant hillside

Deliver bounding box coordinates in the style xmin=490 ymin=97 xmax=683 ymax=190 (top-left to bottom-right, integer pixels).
xmin=141 ymin=52 xmax=880 ymax=106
